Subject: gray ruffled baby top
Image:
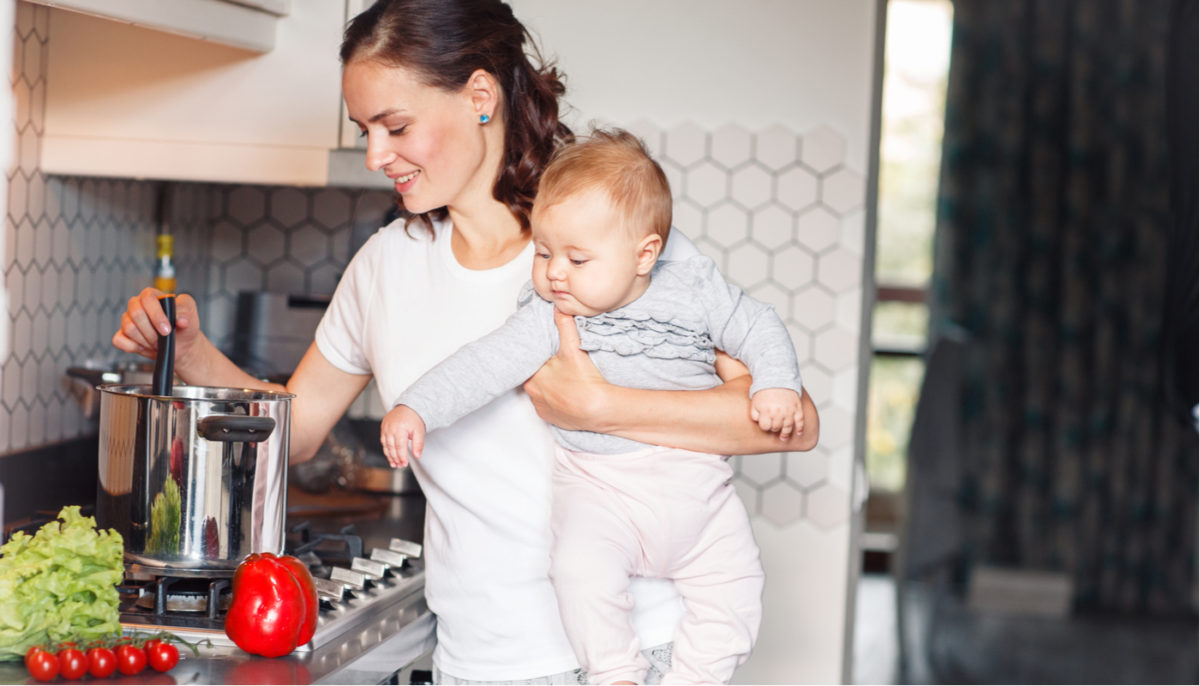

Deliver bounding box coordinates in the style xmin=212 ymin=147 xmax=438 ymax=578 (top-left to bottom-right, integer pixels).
xmin=397 ymin=253 xmax=803 ymax=454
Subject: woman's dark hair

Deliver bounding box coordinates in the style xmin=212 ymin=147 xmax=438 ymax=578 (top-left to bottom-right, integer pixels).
xmin=341 ymin=0 xmax=574 ymax=234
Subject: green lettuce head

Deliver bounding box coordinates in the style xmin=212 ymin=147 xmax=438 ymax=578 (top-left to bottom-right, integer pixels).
xmin=0 ymin=506 xmax=124 ymax=660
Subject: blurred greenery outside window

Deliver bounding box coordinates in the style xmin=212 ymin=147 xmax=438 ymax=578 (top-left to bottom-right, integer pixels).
xmin=867 ymin=0 xmax=952 ymax=496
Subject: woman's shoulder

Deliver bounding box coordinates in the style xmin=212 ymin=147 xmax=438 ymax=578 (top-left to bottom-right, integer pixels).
xmin=654 ymin=251 xmax=722 ymax=289
xmin=660 ymin=227 xmax=700 ymax=262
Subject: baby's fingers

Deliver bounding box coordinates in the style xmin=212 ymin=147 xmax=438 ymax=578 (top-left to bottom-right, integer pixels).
xmin=780 ymin=411 xmax=796 ymax=438
xmin=410 ymin=428 xmax=424 ymax=461
xmin=380 ymin=432 xmax=403 ymax=468
xmin=398 ymin=438 xmax=412 ymax=467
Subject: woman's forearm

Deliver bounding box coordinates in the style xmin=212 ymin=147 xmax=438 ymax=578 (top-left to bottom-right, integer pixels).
xmin=182 ymin=340 xmax=370 ymax=464
xmin=522 ymin=311 xmax=819 ymax=455
xmin=114 ymin=290 xmax=361 ymax=464
xmin=588 ymin=378 xmax=820 ymax=455
xmin=178 ymin=332 xmax=287 ymax=392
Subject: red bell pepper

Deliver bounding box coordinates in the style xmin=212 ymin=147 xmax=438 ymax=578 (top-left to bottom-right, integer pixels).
xmin=225 ymin=552 xmax=319 ymax=658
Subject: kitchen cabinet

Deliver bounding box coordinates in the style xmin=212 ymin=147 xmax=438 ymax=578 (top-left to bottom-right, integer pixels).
xmin=39 ymin=0 xmax=388 ymax=188
xmin=24 ymin=0 xmax=290 ymax=53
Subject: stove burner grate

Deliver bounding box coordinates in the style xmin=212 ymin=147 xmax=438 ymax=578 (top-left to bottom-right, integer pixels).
xmin=289 ymin=521 xmax=364 ymax=562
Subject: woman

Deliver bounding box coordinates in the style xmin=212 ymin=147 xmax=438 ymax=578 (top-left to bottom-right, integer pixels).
xmin=113 ymin=1 xmax=819 ymax=682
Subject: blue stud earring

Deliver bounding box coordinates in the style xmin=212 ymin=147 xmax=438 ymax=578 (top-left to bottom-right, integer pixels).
xmin=479 ymin=114 xmax=490 ymax=124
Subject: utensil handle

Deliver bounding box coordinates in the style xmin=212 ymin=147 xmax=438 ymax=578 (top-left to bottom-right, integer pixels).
xmin=198 ymin=415 xmax=277 ymax=442
xmin=152 ymin=295 xmax=176 ymax=396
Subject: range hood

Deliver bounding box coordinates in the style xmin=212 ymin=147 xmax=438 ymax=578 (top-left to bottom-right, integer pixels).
xmin=23 ymin=0 xmax=291 ymax=53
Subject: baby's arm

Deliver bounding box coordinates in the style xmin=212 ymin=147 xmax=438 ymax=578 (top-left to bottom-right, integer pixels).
xmin=750 ymin=388 xmax=805 ymax=441
xmin=693 ymin=256 xmax=804 ymax=404
xmin=388 ymin=291 xmax=557 ymax=444
xmin=380 ymin=404 xmax=426 ymax=468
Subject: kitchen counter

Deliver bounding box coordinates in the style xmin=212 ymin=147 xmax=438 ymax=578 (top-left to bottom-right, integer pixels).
xmin=0 ymin=604 xmax=434 ymax=685
xmin=0 ymin=489 xmax=434 ymax=685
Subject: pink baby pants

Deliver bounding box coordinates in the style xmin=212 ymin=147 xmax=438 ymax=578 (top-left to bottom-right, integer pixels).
xmin=549 ymin=445 xmax=764 ymax=685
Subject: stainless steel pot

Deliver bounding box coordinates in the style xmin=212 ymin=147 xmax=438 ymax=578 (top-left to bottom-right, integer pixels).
xmin=96 ymin=384 xmax=294 ymax=572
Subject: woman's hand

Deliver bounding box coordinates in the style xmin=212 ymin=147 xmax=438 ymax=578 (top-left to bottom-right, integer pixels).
xmin=112 ymin=288 xmax=206 ymax=378
xmin=525 ymin=309 xmax=819 ymax=454
xmin=523 ymin=310 xmax=613 ymax=432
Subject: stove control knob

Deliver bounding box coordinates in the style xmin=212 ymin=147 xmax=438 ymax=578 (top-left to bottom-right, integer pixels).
xmin=351 ymin=557 xmax=388 ymax=580
xmin=388 ymin=538 xmax=423 ymax=558
xmin=370 ymin=548 xmax=408 ymax=569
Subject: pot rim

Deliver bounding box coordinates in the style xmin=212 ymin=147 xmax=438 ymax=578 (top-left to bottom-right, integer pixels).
xmin=97 ymin=383 xmax=296 ymax=401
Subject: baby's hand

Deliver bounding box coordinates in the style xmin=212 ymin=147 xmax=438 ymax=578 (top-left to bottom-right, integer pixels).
xmin=380 ymin=405 xmax=426 ymax=468
xmin=749 ymin=388 xmax=804 ymax=441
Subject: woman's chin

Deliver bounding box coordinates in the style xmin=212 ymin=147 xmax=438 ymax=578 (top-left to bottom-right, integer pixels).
xmin=395 ymin=188 xmax=444 ymax=215
xmin=398 ymin=196 xmax=432 ymax=214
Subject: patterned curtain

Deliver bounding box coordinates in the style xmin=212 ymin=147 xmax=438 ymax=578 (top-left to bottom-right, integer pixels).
xmin=930 ymin=0 xmax=1198 ymax=614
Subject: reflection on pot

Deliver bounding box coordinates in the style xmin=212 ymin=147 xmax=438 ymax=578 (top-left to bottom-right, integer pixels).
xmin=147 ymin=479 xmax=181 ymax=555
xmin=203 ymin=516 xmax=220 ymax=558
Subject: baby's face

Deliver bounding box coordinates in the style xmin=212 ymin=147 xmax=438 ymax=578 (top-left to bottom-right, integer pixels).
xmin=530 ymin=189 xmax=650 ymax=317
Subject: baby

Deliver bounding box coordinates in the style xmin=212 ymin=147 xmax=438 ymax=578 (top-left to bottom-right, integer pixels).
xmin=382 ymin=129 xmax=804 ymax=684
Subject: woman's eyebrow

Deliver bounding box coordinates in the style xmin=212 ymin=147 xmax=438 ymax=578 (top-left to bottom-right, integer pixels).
xmin=368 ymin=108 xmax=406 ymax=123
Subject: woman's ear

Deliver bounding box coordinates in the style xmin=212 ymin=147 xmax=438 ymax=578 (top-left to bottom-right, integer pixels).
xmin=635 ymin=234 xmax=663 ymax=276
xmin=466 ymin=68 xmax=500 ymax=122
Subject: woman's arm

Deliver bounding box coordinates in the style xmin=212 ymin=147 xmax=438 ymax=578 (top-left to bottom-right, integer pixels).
xmin=115 ymin=289 xmax=288 ymax=391
xmin=522 ymin=311 xmax=819 ymax=455
xmin=284 ymin=344 xmax=372 ymax=463
xmin=115 ymin=288 xmax=371 ymax=463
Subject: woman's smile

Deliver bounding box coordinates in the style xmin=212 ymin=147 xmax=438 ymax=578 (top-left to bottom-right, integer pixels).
xmin=392 ymin=169 xmax=420 ymax=192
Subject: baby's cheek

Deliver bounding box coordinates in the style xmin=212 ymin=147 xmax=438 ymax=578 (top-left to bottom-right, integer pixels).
xmin=530 ymin=278 xmax=553 ymax=301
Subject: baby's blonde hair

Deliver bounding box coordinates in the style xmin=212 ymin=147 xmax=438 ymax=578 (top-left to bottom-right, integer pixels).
xmin=535 ymin=128 xmax=672 ymax=244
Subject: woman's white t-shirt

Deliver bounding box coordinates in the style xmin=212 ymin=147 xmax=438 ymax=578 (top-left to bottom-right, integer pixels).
xmin=315 ymin=217 xmax=686 ymax=681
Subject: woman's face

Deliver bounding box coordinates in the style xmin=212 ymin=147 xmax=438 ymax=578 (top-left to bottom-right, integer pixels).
xmin=342 ymin=59 xmax=491 ymax=214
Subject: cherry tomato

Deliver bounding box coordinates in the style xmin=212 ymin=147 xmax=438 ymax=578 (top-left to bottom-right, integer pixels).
xmin=146 ymin=641 xmax=180 ymax=672
xmin=24 ymin=646 xmax=47 ymax=671
xmin=57 ymin=648 xmax=88 ymax=680
xmin=115 ymin=643 xmax=148 ymax=675
xmin=25 ymin=649 xmax=59 ymax=682
xmin=87 ymin=646 xmax=118 ymax=678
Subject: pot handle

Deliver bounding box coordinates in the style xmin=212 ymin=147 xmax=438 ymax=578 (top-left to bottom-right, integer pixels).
xmin=198 ymin=415 xmax=277 ymax=442
xmin=65 ymin=367 xmax=112 ymax=386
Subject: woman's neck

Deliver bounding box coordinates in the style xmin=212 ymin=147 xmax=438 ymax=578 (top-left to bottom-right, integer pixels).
xmin=447 ymin=201 xmax=529 ymax=270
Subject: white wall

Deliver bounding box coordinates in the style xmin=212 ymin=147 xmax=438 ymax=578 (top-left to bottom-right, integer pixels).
xmin=508 ymin=2 xmax=878 ymax=683
xmin=512 ymin=0 xmax=875 ymax=166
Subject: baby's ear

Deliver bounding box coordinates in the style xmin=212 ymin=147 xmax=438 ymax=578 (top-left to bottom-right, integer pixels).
xmin=636 ymin=234 xmax=663 ymax=276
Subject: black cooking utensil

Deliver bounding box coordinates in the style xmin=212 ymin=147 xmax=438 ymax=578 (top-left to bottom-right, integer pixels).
xmin=152 ymin=294 xmax=175 ymax=396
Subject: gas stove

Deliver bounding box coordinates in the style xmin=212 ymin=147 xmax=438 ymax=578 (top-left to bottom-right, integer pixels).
xmin=116 ymin=520 xmax=425 ymax=651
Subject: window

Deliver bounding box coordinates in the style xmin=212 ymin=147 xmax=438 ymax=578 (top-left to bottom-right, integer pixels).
xmin=864 ymin=0 xmax=953 ymax=535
